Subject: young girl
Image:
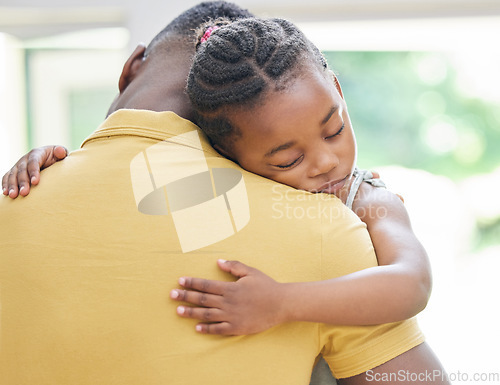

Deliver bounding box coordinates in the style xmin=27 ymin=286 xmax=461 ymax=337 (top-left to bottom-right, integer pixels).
xmin=2 ymin=17 xmax=432 ymax=337
xmin=172 ymin=17 xmax=432 ymax=335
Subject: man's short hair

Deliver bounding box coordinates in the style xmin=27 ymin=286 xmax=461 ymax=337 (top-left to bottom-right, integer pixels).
xmin=145 ymin=1 xmax=253 ymax=56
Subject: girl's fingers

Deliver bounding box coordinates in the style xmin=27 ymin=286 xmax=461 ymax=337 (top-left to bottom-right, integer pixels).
xmin=14 ymin=159 xmax=31 ymax=197
xmin=7 ymin=168 xmax=20 ymax=198
xmin=217 ymin=259 xmax=252 ymax=278
xmin=178 ymin=276 xmax=228 ymax=295
xmin=170 ymin=289 xmax=223 ymax=308
xmin=2 ymin=169 xmax=10 ymax=195
xmin=176 ymin=305 xmax=225 ymax=323
xmin=53 ymin=145 xmax=68 ymax=161
xmin=26 ymin=150 xmax=44 ymax=186
xmin=195 ymin=322 xmax=234 ymax=335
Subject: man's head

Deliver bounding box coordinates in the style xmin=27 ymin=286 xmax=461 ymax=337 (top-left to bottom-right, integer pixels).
xmin=107 ymin=1 xmax=253 ymax=119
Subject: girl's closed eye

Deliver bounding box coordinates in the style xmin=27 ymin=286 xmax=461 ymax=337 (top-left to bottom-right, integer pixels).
xmin=274 ymin=155 xmax=304 ymax=169
xmin=325 ymin=122 xmax=345 ymax=140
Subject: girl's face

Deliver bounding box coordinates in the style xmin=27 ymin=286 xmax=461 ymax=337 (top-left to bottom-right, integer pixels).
xmin=222 ymin=68 xmax=357 ymax=194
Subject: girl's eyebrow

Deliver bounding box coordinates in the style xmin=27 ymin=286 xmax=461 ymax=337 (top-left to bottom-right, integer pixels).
xmin=321 ymin=105 xmax=339 ymax=125
xmin=265 ymin=141 xmax=296 ymax=157
xmin=265 ymin=105 xmax=339 ymax=157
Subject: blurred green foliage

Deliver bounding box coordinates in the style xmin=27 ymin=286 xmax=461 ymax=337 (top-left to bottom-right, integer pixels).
xmin=473 ymin=216 xmax=500 ymax=250
xmin=69 ymin=87 xmax=116 ymax=149
xmin=323 ymin=51 xmax=500 ymax=181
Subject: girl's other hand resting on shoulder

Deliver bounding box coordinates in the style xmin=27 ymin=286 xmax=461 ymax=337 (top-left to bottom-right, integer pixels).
xmin=2 ymin=145 xmax=67 ymax=198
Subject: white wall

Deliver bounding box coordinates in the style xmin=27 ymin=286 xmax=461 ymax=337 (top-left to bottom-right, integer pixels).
xmin=2 ymin=0 xmax=500 ymax=46
xmin=0 ymin=33 xmax=26 ymax=175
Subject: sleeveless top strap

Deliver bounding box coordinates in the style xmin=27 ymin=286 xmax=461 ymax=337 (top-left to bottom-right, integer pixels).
xmin=345 ymin=168 xmax=386 ymax=210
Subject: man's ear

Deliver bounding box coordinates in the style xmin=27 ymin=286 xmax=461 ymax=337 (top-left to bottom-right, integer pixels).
xmin=118 ymin=44 xmax=146 ymax=93
xmin=328 ymin=70 xmax=344 ymax=99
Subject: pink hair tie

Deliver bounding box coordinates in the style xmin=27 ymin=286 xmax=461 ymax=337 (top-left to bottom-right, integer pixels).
xmin=200 ymin=26 xmax=220 ymax=43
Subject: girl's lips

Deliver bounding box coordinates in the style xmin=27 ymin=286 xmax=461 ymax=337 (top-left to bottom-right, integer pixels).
xmin=319 ymin=175 xmax=348 ymax=194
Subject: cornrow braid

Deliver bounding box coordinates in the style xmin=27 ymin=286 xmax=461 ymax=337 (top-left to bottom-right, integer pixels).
xmin=186 ymin=17 xmax=328 ymax=149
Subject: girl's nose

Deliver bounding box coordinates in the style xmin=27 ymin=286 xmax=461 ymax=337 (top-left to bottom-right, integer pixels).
xmin=308 ymin=148 xmax=339 ymax=178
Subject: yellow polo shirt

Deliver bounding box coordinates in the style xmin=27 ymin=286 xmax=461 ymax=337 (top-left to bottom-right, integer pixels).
xmin=0 ymin=110 xmax=424 ymax=384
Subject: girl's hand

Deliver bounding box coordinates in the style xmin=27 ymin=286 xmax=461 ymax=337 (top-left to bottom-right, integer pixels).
xmin=2 ymin=145 xmax=67 ymax=198
xmin=170 ymin=260 xmax=287 ymax=336
xmin=351 ymin=181 xmax=404 ymax=226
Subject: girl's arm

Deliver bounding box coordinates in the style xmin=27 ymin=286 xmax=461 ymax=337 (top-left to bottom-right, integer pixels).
xmin=284 ymin=183 xmax=431 ymax=325
xmin=171 ymin=182 xmax=432 ymax=335
xmin=2 ymin=145 xmax=67 ymax=198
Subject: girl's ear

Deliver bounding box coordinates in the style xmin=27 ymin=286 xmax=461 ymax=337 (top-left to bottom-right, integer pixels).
xmin=328 ymin=70 xmax=344 ymax=99
xmin=213 ymin=143 xmax=238 ymax=163
xmin=118 ymin=44 xmax=147 ymax=93
xmin=213 ymin=143 xmax=232 ymax=159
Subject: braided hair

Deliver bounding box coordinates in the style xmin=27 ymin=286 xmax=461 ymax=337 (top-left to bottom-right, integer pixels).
xmin=186 ymin=17 xmax=328 ymax=149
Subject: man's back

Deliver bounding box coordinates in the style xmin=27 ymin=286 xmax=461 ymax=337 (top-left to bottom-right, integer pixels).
xmin=0 ymin=110 xmax=423 ymax=384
